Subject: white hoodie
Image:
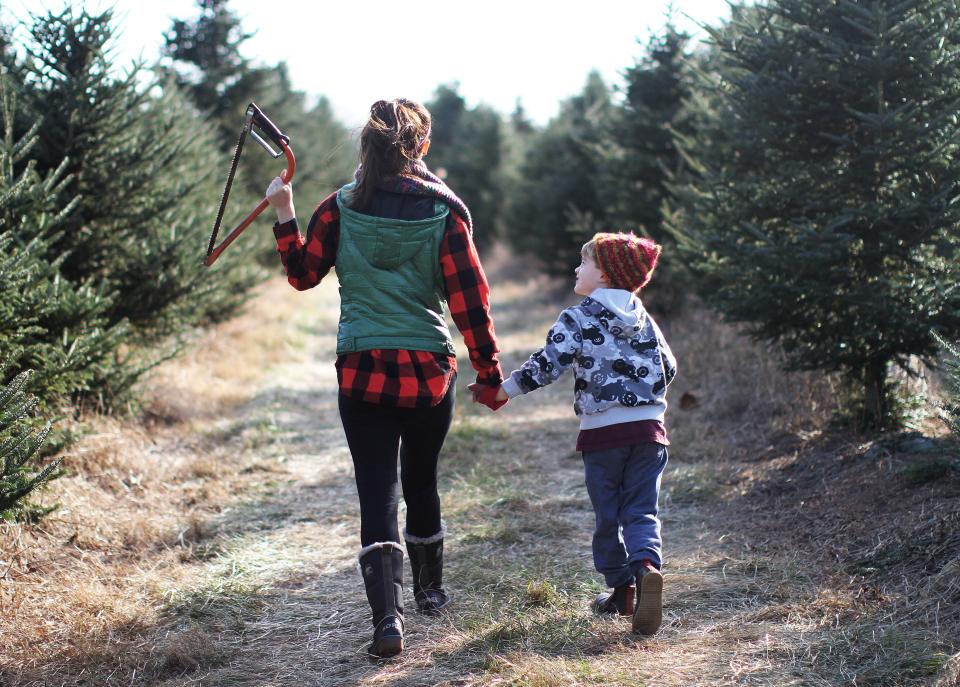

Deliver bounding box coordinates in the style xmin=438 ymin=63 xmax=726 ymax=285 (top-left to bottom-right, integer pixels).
xmin=501 ymin=288 xmax=677 ymax=430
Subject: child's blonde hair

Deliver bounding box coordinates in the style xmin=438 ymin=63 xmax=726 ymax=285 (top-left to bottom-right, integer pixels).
xmin=581 ymin=238 xmax=598 ymax=261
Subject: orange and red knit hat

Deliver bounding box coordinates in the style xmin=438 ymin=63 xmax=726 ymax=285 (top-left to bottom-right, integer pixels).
xmin=592 ymin=232 xmax=661 ymax=293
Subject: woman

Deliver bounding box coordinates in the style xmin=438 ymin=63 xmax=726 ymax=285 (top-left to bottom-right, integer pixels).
xmin=265 ymin=98 xmax=503 ymax=658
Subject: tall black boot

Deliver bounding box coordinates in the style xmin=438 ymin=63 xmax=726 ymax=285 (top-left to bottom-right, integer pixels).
xmin=358 ymin=542 xmax=405 ymax=658
xmin=404 ymin=525 xmax=451 ymax=615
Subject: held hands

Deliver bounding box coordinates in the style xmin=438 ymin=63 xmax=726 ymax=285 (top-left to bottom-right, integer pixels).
xmin=467 ymin=382 xmax=508 ymax=412
xmin=266 ymin=175 xmax=295 ymax=223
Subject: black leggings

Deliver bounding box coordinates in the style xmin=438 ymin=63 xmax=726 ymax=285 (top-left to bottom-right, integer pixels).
xmin=339 ymin=384 xmax=455 ymax=546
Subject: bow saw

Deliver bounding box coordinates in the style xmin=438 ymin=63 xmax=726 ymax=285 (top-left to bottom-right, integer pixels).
xmin=204 ymin=103 xmax=297 ymax=266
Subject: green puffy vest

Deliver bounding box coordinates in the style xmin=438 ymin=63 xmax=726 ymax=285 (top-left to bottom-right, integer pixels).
xmin=334 ymin=185 xmax=455 ymax=356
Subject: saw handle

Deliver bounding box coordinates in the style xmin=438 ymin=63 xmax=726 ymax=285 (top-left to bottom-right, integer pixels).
xmin=250 ymin=104 xmax=289 ymax=150
xmin=203 ymin=141 xmax=296 ymax=267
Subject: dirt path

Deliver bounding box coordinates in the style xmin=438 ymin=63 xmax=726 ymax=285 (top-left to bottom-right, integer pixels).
xmin=134 ymin=264 xmax=831 ymax=687
xmin=6 ymin=256 xmax=953 ymax=686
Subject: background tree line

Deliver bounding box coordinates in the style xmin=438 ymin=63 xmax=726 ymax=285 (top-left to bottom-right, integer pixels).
xmin=4 ymin=0 xmax=960 ymax=516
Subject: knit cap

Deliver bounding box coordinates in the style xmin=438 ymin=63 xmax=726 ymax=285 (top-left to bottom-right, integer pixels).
xmin=592 ymin=232 xmax=661 ymax=293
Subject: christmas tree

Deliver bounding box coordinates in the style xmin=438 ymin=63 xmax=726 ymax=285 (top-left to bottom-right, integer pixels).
xmin=7 ymin=8 xmax=262 ymax=407
xmin=667 ymin=0 xmax=960 ymax=427
xmin=505 ymin=72 xmax=613 ymax=274
xmin=426 ymin=84 xmax=503 ymax=251
xmin=607 ymin=21 xmax=694 ymax=242
xmin=935 ymin=334 xmax=960 ymax=439
xmin=0 ymin=77 xmax=124 ymax=408
xmin=0 ymin=370 xmax=62 ymax=521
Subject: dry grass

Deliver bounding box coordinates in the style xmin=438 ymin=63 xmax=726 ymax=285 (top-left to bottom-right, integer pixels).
xmin=0 ymin=276 xmax=328 ymax=685
xmin=1 ymin=250 xmax=957 ymax=686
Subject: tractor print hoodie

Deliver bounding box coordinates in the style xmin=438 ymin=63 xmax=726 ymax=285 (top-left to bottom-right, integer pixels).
xmin=501 ymin=288 xmax=677 ymax=430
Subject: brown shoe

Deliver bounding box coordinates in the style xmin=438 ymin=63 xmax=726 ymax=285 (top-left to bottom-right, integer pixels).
xmin=632 ymin=561 xmax=663 ymax=635
xmin=592 ymin=583 xmax=635 ymax=616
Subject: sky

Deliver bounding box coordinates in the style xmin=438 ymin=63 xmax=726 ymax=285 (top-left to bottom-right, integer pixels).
xmin=3 ymin=0 xmax=732 ymax=128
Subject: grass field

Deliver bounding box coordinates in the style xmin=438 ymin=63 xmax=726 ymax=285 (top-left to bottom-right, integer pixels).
xmin=1 ymin=249 xmax=958 ymax=686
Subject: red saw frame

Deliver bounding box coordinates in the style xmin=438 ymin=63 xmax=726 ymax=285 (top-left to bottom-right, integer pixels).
xmin=204 ymin=103 xmax=297 ymax=267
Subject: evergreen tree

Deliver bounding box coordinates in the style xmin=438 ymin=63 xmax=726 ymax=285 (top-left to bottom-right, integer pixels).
xmin=497 ymin=100 xmax=539 ymax=237
xmin=935 ymin=333 xmax=960 ymax=439
xmin=426 ymin=84 xmax=503 ymax=251
xmin=608 ymin=21 xmax=693 ymax=241
xmin=505 ymin=71 xmax=613 ymax=274
xmin=0 ymin=370 xmax=63 ymax=521
xmin=10 ymin=8 xmax=260 ymax=407
xmin=666 ymin=0 xmax=960 ymax=428
xmin=0 ymin=77 xmax=125 ymax=408
xmin=162 ymin=0 xmax=355 ymax=258
xmin=161 ymin=0 xmax=271 ymax=149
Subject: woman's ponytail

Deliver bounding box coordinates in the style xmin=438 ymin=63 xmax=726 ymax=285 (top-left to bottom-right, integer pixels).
xmin=352 ymin=99 xmax=432 ymax=212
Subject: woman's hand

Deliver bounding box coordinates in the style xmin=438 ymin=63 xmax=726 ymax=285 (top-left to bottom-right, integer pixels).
xmin=266 ymin=175 xmax=296 ymax=223
xmin=467 ymin=382 xmax=508 ymax=411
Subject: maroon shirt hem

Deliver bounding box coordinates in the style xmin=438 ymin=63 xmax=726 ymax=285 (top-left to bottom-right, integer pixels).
xmin=576 ymin=419 xmax=669 ymax=452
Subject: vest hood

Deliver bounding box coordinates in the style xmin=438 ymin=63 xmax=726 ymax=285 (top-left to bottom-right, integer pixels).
xmin=354 ymin=229 xmax=430 ymax=270
xmin=337 ymin=186 xmax=449 ymax=270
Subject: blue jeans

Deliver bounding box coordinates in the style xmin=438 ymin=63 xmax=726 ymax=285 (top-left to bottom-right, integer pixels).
xmin=582 ymin=443 xmax=668 ymax=588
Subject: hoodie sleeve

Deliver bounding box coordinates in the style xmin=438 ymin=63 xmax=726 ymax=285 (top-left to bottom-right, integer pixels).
xmin=502 ymin=308 xmax=583 ymax=397
xmin=650 ymin=317 xmax=677 ymax=388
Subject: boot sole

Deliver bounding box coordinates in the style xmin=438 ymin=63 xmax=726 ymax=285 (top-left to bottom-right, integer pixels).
xmin=632 ymin=569 xmax=663 ymax=635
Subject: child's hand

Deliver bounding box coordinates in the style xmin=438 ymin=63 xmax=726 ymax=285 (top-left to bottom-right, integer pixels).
xmin=266 ymin=175 xmax=295 ymax=223
xmin=467 ymin=382 xmax=508 ymax=411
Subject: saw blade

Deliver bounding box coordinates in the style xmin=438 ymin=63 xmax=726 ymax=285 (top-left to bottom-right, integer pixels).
xmin=207 ymin=114 xmax=253 ymax=258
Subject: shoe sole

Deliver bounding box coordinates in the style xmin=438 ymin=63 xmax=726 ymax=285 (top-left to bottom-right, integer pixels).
xmin=632 ymin=569 xmax=663 ymax=635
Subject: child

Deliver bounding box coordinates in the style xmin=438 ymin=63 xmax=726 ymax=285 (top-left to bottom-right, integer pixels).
xmin=472 ymin=232 xmax=676 ymax=635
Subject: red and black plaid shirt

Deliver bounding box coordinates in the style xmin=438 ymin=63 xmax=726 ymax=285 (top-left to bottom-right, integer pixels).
xmin=274 ymin=191 xmax=503 ymax=408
